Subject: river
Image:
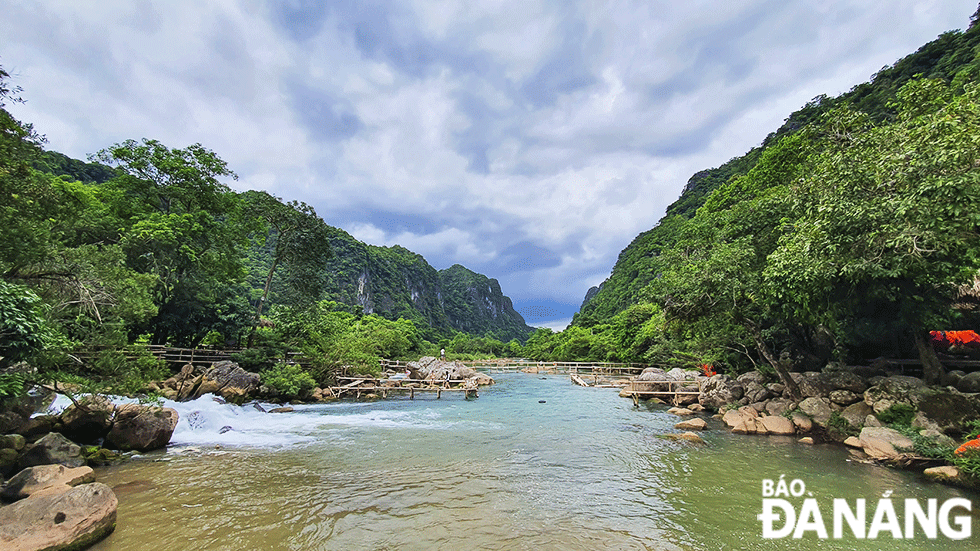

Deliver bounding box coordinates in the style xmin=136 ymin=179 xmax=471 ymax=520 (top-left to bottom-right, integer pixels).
xmin=84 ymin=372 xmax=977 ymax=550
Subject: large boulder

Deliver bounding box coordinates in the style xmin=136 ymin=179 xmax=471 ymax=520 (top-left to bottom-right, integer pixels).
xmin=723 ymin=406 xmax=760 ymax=434
xmin=913 ymin=389 xmax=980 ymax=434
xmin=957 ymin=372 xmax=980 ymax=394
xmin=699 ymin=375 xmax=744 ymax=410
xmin=104 ymin=404 xmax=179 ymax=452
xmin=0 ymin=411 xmax=27 ymax=434
xmin=828 ymin=390 xmax=861 ymax=406
xmin=191 ymin=361 xmax=261 ymax=401
xmin=858 ymin=427 xmax=915 ymax=462
xmin=797 ymin=372 xmax=834 ymax=398
xmin=1 ymin=465 xmax=95 ymax=502
xmin=759 ymin=415 xmax=795 ymax=436
xmin=863 ymin=376 xmax=926 ymax=414
xmin=743 ymin=381 xmax=774 ymax=404
xmin=418 ymin=359 xmax=495 ymax=386
xmin=765 ymin=398 xmax=796 ymax=417
xmin=59 ymin=396 xmax=116 ymax=444
xmin=822 ymin=371 xmax=869 ymax=395
xmin=0 ymin=482 xmax=117 ymax=551
xmin=637 ymin=368 xmax=668 ymax=381
xmin=17 ymin=433 xmax=84 ymax=470
xmin=798 ymin=397 xmax=834 ymax=429
xmin=840 ymin=401 xmax=874 ymax=430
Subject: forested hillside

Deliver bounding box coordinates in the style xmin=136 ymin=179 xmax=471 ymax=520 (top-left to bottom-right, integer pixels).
xmin=579 ymin=15 xmax=980 ymax=326
xmin=0 ymin=65 xmax=531 ymax=392
xmin=540 ymin=9 xmax=980 ymax=389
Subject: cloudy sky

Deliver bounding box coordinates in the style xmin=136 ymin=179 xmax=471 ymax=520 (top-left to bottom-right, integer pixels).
xmin=2 ymin=1 xmax=976 ymax=330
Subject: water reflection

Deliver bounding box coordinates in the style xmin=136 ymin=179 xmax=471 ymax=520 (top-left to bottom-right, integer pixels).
xmin=89 ymin=373 xmax=976 ymax=551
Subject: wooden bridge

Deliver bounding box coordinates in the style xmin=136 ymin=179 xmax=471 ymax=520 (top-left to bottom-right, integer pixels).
xmin=383 ymin=358 xmax=650 ymax=376
xmin=324 ymin=376 xmax=479 ymax=399
xmin=620 ymin=379 xmax=705 ymax=407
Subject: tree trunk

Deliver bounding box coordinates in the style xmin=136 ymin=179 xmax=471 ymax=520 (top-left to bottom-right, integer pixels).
xmin=247 ymin=257 xmax=279 ymax=348
xmin=750 ymin=327 xmax=802 ymax=401
xmin=913 ymin=329 xmax=944 ymax=386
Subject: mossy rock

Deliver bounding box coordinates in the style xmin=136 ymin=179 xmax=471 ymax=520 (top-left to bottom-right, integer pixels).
xmin=82 ymin=446 xmax=125 ymax=467
xmin=914 ymin=389 xmax=980 ymax=435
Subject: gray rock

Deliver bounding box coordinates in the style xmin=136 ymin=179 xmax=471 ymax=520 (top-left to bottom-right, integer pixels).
xmin=0 ymin=482 xmax=117 ymax=550
xmin=736 ymin=371 xmax=768 ymax=386
xmin=699 ymin=375 xmax=744 ymax=410
xmin=59 ymin=396 xmax=116 ymax=444
xmin=822 ymin=371 xmax=869 ymax=394
xmin=864 ymin=376 xmax=926 ymax=414
xmin=17 ymin=433 xmax=84 ymax=469
xmin=829 ymin=389 xmax=861 ymax=406
xmin=942 ymin=370 xmax=965 ymax=389
xmin=637 ymin=368 xmax=668 ymax=382
xmin=743 ymin=382 xmax=774 ymax=404
xmin=798 ymin=373 xmax=834 ymax=398
xmin=799 ymin=397 xmax=834 ymax=428
xmin=665 ymin=368 xmax=694 ymax=381
xmin=956 ymin=371 xmax=980 ymax=393
xmin=0 ymin=411 xmax=27 ymax=434
xmin=763 ymin=399 xmax=793 ymax=417
xmin=0 ymin=448 xmax=18 ymax=476
xmin=191 ymin=360 xmax=262 ymax=401
xmin=0 ymin=434 xmax=26 ymax=451
xmin=913 ymin=389 xmax=980 ymax=434
xmin=104 ymin=404 xmax=179 ymax=452
xmin=840 ymin=401 xmax=873 ymax=429
xmin=16 ymin=415 xmax=59 ymax=440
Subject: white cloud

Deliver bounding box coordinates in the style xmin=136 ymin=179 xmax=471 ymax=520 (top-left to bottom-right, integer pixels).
xmin=2 ymin=0 xmax=975 ymax=324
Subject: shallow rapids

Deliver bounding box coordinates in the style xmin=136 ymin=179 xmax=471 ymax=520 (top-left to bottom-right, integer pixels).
xmin=77 ymin=373 xmax=976 ymax=550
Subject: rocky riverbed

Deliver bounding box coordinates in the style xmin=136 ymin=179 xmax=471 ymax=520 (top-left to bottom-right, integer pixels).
xmin=629 ymin=365 xmax=980 ymax=489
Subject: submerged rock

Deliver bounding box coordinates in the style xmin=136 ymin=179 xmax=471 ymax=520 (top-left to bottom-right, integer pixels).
xmin=674 ymin=418 xmax=706 ymax=431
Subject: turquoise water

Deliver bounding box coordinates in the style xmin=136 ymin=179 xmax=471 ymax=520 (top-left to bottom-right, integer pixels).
xmin=89 ymin=373 xmax=978 ymax=550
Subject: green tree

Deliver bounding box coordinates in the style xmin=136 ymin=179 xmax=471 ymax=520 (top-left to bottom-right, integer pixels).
xmin=767 ymin=80 xmax=980 ymax=384
xmin=242 ymin=190 xmax=333 ymax=346
xmin=93 ymin=139 xmax=251 ymax=345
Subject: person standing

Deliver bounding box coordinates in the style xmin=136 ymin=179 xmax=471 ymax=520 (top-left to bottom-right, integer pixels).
xmin=440 ymin=348 xmax=445 ymax=360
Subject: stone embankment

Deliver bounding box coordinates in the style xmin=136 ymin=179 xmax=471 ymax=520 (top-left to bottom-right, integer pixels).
xmin=637 ymin=366 xmax=980 ymax=488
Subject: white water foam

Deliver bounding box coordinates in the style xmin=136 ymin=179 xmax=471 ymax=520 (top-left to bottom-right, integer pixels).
xmin=37 ymin=393 xmax=479 ymax=449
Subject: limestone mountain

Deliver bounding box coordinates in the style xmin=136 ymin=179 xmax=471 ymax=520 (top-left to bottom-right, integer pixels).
xmin=313 ymin=228 xmax=533 ymax=342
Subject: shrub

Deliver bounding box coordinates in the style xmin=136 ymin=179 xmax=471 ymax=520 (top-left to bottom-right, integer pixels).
xmin=827 ymin=411 xmax=859 ymax=439
xmin=878 ymin=403 xmax=916 ymax=427
xmin=261 ymin=363 xmax=315 ymax=400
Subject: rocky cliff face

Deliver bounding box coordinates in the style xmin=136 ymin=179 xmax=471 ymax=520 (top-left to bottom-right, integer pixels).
xmin=314 ymin=228 xmax=533 ymax=342
xmin=438 ymin=264 xmax=531 ymax=340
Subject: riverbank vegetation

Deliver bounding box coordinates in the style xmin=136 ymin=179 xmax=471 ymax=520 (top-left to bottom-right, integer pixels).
xmin=563 ymin=14 xmax=980 ymax=391
xmin=0 ymin=65 xmax=528 ymax=396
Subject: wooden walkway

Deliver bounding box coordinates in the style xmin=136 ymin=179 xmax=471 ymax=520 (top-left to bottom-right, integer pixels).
xmin=621 ymin=379 xmax=704 ymax=407
xmin=324 ymin=377 xmax=479 ymax=399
